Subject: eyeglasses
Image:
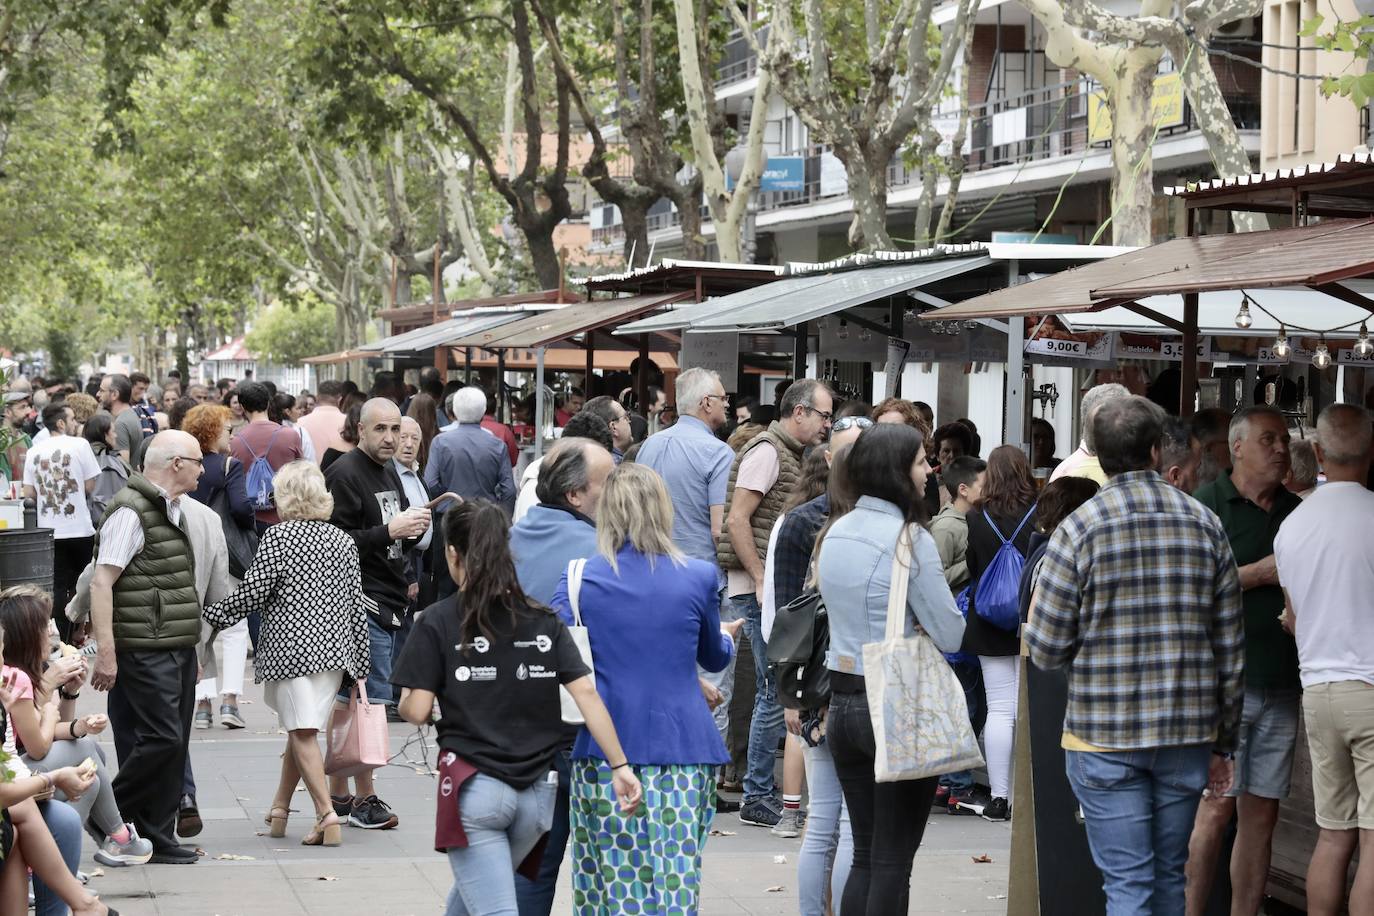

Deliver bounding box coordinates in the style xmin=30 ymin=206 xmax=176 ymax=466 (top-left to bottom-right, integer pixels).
xmin=702 ymin=394 xmax=727 ymax=406
xmin=611 ymin=414 xmax=630 ymax=426
xmin=803 ymin=405 xmax=834 ymax=422
xmin=831 ymin=416 xmax=874 ymax=433
xmin=173 ymin=455 xmax=204 ymax=465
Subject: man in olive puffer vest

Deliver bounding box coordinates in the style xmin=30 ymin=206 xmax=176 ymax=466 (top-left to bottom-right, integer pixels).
xmin=90 ymin=430 xmax=206 ymax=864
xmin=718 ymin=379 xmax=833 ymax=828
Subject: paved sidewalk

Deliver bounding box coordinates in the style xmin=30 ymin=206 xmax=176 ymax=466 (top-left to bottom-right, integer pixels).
xmin=75 ymin=682 xmax=1011 ymax=915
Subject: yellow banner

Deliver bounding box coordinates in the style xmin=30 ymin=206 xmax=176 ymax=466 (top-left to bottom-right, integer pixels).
xmin=1087 ymin=71 xmax=1186 ymax=144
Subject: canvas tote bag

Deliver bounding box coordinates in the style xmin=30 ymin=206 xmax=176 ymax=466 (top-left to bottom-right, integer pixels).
xmin=325 ymin=681 xmax=390 ymax=777
xmin=863 ymin=524 xmax=985 ymax=782
xmin=559 ymin=558 xmax=597 ymax=725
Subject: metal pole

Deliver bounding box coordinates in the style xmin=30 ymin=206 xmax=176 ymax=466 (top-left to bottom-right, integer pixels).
xmin=793 ymin=320 xmax=809 ymax=379
xmin=1005 ymin=260 xmax=1026 ymax=453
xmin=496 ymin=349 xmax=507 ymax=423
xmin=1181 ymin=292 xmax=1199 ymax=418
xmin=534 ymin=346 xmax=546 ymax=460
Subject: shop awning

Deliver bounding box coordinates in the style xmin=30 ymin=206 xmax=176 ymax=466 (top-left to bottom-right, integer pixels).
xmin=449 ymin=292 xmax=689 ymax=350
xmin=357 ymin=311 xmax=530 ymax=355
xmin=918 ymin=219 xmax=1374 ymax=323
xmin=1060 ymin=283 xmax=1374 ymax=337
xmin=617 ymin=256 xmax=990 ymax=335
xmin=301 ymin=349 xmax=371 ymax=365
xmin=692 ymin=257 xmax=990 ymax=331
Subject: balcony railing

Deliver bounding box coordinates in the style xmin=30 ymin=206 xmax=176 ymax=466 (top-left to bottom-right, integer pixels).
xmin=591 ymin=77 xmax=1261 ymax=244
xmin=716 ymin=30 xmax=767 ymax=87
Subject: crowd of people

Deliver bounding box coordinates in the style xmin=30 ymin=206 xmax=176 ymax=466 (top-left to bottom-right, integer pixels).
xmin=2 ymin=361 xmax=1373 ymax=916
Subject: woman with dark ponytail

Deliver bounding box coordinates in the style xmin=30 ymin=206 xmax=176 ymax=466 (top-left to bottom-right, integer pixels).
xmin=392 ymin=501 xmax=641 ymax=916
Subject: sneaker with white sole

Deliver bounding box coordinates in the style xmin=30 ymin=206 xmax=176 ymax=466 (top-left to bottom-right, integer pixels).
xmin=219 ymin=704 xmax=245 ymax=729
xmin=193 ymin=707 xmax=212 ymax=730
xmin=348 ymin=795 xmax=399 ymax=830
xmin=739 ymin=797 xmax=783 ymax=828
xmin=93 ymin=824 xmax=154 ymax=867
xmin=770 ymin=808 xmax=802 ymax=838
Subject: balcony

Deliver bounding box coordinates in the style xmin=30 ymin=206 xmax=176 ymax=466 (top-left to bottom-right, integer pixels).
xmin=591 ymin=76 xmax=1260 ymax=245
xmin=716 ymin=29 xmax=767 ymax=87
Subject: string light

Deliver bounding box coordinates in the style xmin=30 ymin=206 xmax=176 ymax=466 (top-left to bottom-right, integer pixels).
xmin=836 ymin=319 xmax=849 ymax=340
xmin=1235 ymin=298 xmax=1253 ymax=329
xmin=903 ymin=308 xmax=917 ymax=322
xmin=1358 ymin=322 xmax=1373 ymax=357
xmin=1314 ymin=338 xmax=1332 ymax=369
xmin=964 ymin=320 xmax=980 ymax=330
xmin=1272 ymin=326 xmax=1290 ymax=358
xmin=859 ymin=325 xmax=871 ymax=342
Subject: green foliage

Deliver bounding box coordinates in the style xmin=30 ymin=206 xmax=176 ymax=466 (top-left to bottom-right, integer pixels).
xmin=1303 ymin=14 xmax=1374 ymax=105
xmin=245 ymin=296 xmax=336 ymax=365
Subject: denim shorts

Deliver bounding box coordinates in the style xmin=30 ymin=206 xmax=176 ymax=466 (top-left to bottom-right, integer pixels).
xmin=1225 ymin=686 xmax=1300 ymax=799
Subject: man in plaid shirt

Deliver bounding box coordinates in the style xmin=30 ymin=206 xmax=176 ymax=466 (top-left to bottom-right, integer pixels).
xmin=1025 ymin=395 xmax=1245 ymax=915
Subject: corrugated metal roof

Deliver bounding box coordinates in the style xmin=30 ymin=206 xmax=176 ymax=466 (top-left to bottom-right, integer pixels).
xmin=1164 ymin=152 xmax=1374 ymax=197
xmin=1091 ymin=219 xmax=1374 ymax=298
xmin=694 ymin=257 xmax=991 ymax=331
xmin=358 ymin=312 xmax=528 ymax=355
xmin=579 ymin=259 xmax=782 ymax=285
xmin=615 ymin=273 xmax=846 ymax=335
xmin=203 ymin=337 xmax=253 ymax=362
xmin=920 ymin=219 xmax=1374 ymax=321
xmin=448 ymin=292 xmax=689 ymax=349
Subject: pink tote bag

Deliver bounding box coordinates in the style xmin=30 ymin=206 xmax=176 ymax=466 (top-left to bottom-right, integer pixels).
xmin=325 ymin=682 xmax=390 ymax=777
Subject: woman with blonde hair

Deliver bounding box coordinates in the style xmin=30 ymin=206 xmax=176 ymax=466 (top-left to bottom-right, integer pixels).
xmin=552 ymin=463 xmax=744 ymax=914
xmin=204 ymin=460 xmax=371 ymax=847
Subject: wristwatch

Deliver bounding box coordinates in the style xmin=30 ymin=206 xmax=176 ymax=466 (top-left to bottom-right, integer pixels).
xmin=1212 ymin=750 xmax=1235 ymax=761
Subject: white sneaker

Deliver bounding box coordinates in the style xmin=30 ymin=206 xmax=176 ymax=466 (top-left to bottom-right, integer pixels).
xmin=770 ymin=808 xmax=802 ymax=838
xmin=93 ymin=824 xmax=154 ymax=867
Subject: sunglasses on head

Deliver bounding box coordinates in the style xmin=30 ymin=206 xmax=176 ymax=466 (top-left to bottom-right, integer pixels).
xmin=831 ymin=416 xmax=874 ymax=433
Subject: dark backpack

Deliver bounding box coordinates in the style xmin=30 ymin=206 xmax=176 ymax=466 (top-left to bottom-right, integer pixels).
xmin=242 ymin=427 xmax=283 ymax=512
xmin=943 ymin=585 xmax=975 ymax=665
xmin=768 ymin=590 xmax=831 ymax=711
xmin=972 ymin=507 xmax=1036 ymax=632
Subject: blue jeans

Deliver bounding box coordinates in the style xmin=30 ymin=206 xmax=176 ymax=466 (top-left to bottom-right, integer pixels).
xmin=1065 ymin=745 xmax=1211 ymax=916
xmin=940 ymin=658 xmax=985 ymax=792
xmin=390 ymin=609 xmax=416 ymax=706
xmin=338 ymin=615 xmax=395 ymax=708
xmin=699 ymin=589 xmax=738 ymax=746
xmin=444 ymin=772 xmax=558 ymax=916
xmin=513 ymin=750 xmax=571 ymax=916
xmin=33 ymin=799 xmax=82 ymax=916
xmin=800 ymin=738 xmax=853 ymax=916
xmin=736 ymin=594 xmax=784 ymax=803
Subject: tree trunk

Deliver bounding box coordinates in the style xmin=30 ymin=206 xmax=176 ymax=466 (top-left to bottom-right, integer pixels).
xmin=844 ymin=153 xmax=893 ymax=251
xmin=1108 ymin=59 xmax=1158 ymax=247
xmin=678 ymin=191 xmax=706 ymax=260
xmin=619 ymin=202 xmax=650 ymax=268
xmin=525 ymin=226 xmax=563 ymax=290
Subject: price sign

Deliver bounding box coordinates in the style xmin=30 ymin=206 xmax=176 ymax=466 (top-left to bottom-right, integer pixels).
xmin=680 ymin=332 xmax=740 ymax=385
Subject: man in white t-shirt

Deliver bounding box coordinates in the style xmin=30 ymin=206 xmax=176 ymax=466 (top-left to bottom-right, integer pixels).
xmin=1274 ymin=402 xmax=1374 ymax=916
xmin=21 ymin=402 xmax=101 ymax=638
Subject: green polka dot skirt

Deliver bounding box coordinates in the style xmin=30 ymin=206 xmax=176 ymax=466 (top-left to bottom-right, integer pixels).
xmin=570 ymin=760 xmax=717 ymax=915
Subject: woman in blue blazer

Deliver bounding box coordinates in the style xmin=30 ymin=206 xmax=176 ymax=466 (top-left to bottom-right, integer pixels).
xmin=552 ymin=463 xmax=742 ymax=916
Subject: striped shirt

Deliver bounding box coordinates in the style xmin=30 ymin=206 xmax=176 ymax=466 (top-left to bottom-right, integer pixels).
xmin=1024 ymin=470 xmax=1245 ymax=753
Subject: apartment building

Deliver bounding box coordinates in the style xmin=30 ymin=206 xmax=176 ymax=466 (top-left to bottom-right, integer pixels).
xmin=589 ymin=0 xmax=1266 ymax=263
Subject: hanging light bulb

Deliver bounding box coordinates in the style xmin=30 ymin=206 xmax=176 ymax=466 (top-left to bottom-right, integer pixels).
xmin=1235 ymin=298 xmax=1253 ymax=329
xmin=859 ymin=325 xmax=871 ymax=342
xmin=817 ymin=316 xmax=828 ymax=331
xmin=1272 ymin=325 xmax=1290 ymax=358
xmin=964 ymin=320 xmax=980 ymax=330
xmin=837 ymin=319 xmax=849 ymax=340
xmin=1314 ymin=338 xmax=1332 ymax=369
xmin=1357 ymin=321 xmax=1373 ymax=357
xmin=903 ymin=308 xmax=917 ymax=322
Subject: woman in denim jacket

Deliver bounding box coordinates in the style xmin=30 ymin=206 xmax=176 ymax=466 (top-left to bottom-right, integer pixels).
xmin=816 ymin=423 xmax=966 ymax=916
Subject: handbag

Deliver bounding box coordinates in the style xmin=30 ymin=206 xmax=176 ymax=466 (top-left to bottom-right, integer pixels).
xmin=325 ymin=682 xmax=390 ymax=777
xmin=559 ymin=558 xmax=596 ymax=725
xmin=863 ymin=524 xmax=985 ymax=782
xmin=767 ymin=590 xmax=831 ymax=711
xmin=209 ymin=458 xmax=259 ymax=578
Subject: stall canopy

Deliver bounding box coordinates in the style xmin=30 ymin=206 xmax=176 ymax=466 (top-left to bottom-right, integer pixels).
xmin=1061 ymin=283 xmax=1374 ymax=337
xmin=358 ymin=310 xmax=531 ymax=356
xmin=301 ymin=349 xmax=371 ymax=365
xmin=616 ymin=254 xmax=991 ymax=335
xmin=448 ymin=291 xmax=689 ymax=350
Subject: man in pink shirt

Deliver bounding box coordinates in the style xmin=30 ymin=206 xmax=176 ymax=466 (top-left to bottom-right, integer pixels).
xmin=298 ymin=380 xmax=348 ymax=464
xmin=228 ymin=381 xmax=303 ymax=528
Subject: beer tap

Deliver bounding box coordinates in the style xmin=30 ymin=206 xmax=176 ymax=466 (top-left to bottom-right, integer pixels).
xmin=1029 ymin=382 xmax=1059 ymax=418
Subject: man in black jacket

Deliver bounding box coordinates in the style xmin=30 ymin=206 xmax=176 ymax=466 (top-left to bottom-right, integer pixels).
xmin=324 ymin=397 xmax=430 ymax=830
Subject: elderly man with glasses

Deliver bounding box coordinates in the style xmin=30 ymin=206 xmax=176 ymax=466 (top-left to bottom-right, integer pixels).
xmin=717 ymin=378 xmax=834 ymax=828
xmin=88 ymin=430 xmax=208 ymax=865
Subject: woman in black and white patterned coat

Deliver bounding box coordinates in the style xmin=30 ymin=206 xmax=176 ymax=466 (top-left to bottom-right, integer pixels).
xmin=204 ymin=460 xmax=371 ymax=849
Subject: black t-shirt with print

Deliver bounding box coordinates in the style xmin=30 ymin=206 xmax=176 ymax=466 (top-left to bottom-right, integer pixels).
xmin=391 ymin=595 xmax=590 ymax=789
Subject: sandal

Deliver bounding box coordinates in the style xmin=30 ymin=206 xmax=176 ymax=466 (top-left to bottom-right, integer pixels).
xmin=264 ymin=806 xmax=293 ymax=839
xmin=301 ymin=811 xmax=341 ymax=847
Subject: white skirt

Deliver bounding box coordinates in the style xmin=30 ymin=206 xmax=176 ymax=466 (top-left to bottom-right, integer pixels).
xmin=265 ymin=670 xmax=344 ymax=732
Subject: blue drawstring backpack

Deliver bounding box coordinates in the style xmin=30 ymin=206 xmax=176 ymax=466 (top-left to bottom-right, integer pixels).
xmin=943 ymin=586 xmax=974 ymax=665
xmin=972 ymin=507 xmax=1035 ymax=632
xmin=243 ymin=427 xmax=283 ymax=512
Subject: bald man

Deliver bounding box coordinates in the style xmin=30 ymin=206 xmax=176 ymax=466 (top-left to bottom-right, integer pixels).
xmin=323 ymin=397 xmax=431 ymax=829
xmin=89 ymin=430 xmax=207 ymax=863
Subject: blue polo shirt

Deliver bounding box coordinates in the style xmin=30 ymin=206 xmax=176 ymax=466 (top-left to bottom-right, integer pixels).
xmin=635 ymin=415 xmax=734 ymax=586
